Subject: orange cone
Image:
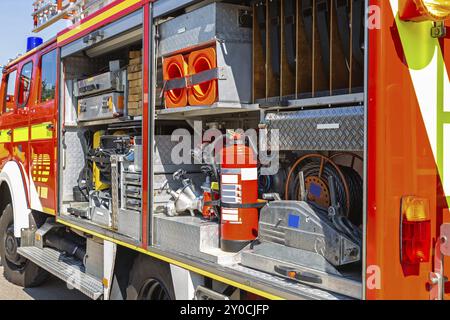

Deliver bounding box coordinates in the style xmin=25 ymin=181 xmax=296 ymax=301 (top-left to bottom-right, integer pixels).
xmin=163 ymin=54 xmax=188 ymax=108
xmin=188 ymin=47 xmax=218 ymax=106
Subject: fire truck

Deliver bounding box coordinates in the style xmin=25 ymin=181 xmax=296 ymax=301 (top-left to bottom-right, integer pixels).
xmin=0 ymin=0 xmax=449 ymax=300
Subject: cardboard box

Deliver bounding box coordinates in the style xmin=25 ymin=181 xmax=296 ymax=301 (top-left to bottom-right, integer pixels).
xmin=128 ymin=64 xmax=142 ymax=73
xmin=128 ymin=72 xmax=142 ymax=81
xmin=128 ymin=101 xmax=143 ymax=117
xmin=129 ymin=86 xmax=142 ymax=95
xmin=129 ymin=79 xmax=142 ymax=88
xmin=129 ymin=50 xmax=142 ymax=59
xmin=129 ymin=57 xmax=141 ymax=66
xmin=128 ymin=94 xmax=141 ymax=102
xmin=128 ymin=101 xmax=142 ymax=109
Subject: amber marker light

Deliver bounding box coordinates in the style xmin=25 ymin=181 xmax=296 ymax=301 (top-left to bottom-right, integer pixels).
xmin=400 ymin=0 xmax=450 ymax=21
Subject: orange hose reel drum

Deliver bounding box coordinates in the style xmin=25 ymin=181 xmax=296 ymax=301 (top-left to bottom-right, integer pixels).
xmin=188 ymin=47 xmax=218 ymax=106
xmin=163 ymin=54 xmax=188 ymax=108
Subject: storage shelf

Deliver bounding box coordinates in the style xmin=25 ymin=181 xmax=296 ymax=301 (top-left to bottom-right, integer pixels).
xmin=156 ymin=102 xmax=260 ymax=119
xmin=259 ymin=93 xmax=365 ymax=112
xmin=77 ymin=117 xmax=140 ymax=127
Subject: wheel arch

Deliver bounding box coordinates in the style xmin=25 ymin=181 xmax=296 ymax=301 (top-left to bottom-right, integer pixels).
xmin=0 ymin=161 xmax=31 ymax=237
xmin=0 ymin=181 xmax=12 ymax=221
xmin=126 ymin=253 xmax=176 ymax=300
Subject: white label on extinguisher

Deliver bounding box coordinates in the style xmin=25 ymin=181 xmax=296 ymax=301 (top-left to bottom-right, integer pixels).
xmin=222 ymin=209 xmax=239 ymax=222
xmin=222 ymin=175 xmax=239 ymax=184
xmin=223 ymin=209 xmax=239 ymax=215
xmin=241 ymin=168 xmax=258 ymax=181
xmin=222 ymin=214 xmax=239 ymax=222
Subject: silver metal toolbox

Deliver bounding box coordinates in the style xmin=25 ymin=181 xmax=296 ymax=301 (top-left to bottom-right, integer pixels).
xmin=153 ymin=215 xmax=239 ymax=264
xmin=158 ymin=2 xmax=252 ymax=56
xmin=78 ymin=92 xmax=124 ymax=122
xmin=74 ymin=70 xmax=126 ymax=98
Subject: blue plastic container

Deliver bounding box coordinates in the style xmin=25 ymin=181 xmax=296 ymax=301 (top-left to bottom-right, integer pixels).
xmin=27 ymin=37 xmax=43 ymax=52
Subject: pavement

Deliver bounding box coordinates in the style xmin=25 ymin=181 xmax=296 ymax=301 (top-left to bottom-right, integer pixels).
xmin=0 ymin=265 xmax=89 ymax=300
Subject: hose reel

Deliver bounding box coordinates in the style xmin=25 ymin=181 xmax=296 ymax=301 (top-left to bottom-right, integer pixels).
xmin=284 ymin=153 xmax=363 ymax=227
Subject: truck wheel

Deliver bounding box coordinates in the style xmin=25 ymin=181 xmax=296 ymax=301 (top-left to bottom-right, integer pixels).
xmin=0 ymin=204 xmax=48 ymax=287
xmin=126 ymin=254 xmax=175 ymax=300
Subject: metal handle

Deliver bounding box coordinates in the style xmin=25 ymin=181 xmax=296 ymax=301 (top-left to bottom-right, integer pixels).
xmin=7 ymin=130 xmax=12 ymax=136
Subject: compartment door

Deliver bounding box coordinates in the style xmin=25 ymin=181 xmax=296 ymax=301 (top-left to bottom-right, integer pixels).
xmin=29 ymin=48 xmax=58 ymax=215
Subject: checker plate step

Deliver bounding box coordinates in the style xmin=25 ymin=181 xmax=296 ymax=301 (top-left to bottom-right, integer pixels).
xmin=17 ymin=246 xmax=103 ymax=300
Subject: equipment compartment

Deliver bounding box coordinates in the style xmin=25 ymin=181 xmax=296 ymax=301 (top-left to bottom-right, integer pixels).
xmin=253 ymin=0 xmax=365 ymax=104
xmin=149 ymin=0 xmax=367 ymax=299
xmin=58 ymin=24 xmax=144 ymax=243
xmin=156 ymin=1 xmax=254 ymax=113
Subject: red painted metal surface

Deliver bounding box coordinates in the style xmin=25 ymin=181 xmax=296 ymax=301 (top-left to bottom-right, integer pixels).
xmin=0 ymin=40 xmax=58 ymax=214
xmin=29 ymin=43 xmax=59 ymax=215
xmin=57 ymin=0 xmax=149 ymax=47
xmin=141 ymin=2 xmax=150 ymax=248
xmin=366 ymin=0 xmax=449 ymax=299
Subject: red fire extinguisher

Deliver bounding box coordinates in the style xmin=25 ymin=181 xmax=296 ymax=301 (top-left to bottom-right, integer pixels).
xmin=219 ymin=134 xmax=259 ymax=253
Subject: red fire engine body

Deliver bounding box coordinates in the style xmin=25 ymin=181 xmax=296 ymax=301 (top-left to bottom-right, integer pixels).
xmin=0 ymin=0 xmax=449 ymax=300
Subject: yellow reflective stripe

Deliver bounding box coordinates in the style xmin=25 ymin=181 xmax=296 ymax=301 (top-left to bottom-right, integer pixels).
xmin=31 ymin=122 xmax=53 ymax=141
xmin=57 ymin=0 xmax=141 ymax=44
xmin=42 ymin=207 xmax=56 ymax=215
xmin=0 ymin=130 xmax=11 ymax=143
xmin=13 ymin=127 xmax=29 ymax=142
xmin=56 ymin=218 xmax=284 ymax=300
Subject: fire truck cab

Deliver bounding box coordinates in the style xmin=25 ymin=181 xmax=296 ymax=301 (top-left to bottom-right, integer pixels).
xmin=0 ymin=0 xmax=449 ymax=300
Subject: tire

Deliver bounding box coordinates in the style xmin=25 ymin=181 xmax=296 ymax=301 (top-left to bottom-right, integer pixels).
xmin=0 ymin=204 xmax=48 ymax=287
xmin=126 ymin=254 xmax=175 ymax=300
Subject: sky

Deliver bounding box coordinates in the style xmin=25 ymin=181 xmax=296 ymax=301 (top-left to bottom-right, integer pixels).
xmin=0 ymin=0 xmax=68 ymax=66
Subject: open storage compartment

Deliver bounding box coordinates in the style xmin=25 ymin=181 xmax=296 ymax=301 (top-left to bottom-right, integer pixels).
xmin=149 ymin=0 xmax=366 ymax=299
xmin=253 ymin=0 xmax=364 ymax=105
xmin=58 ymin=11 xmax=145 ymax=244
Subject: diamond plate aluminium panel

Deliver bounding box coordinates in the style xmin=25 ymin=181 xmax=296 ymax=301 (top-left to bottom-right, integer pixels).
xmin=63 ymin=129 xmax=86 ymax=201
xmin=158 ymin=2 xmax=252 ymax=57
xmin=265 ymin=106 xmax=365 ymax=152
xmin=154 ymin=135 xmax=202 ymax=174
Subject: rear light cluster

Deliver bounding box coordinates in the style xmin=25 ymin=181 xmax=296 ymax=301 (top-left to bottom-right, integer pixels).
xmin=401 ymin=196 xmax=431 ymax=264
